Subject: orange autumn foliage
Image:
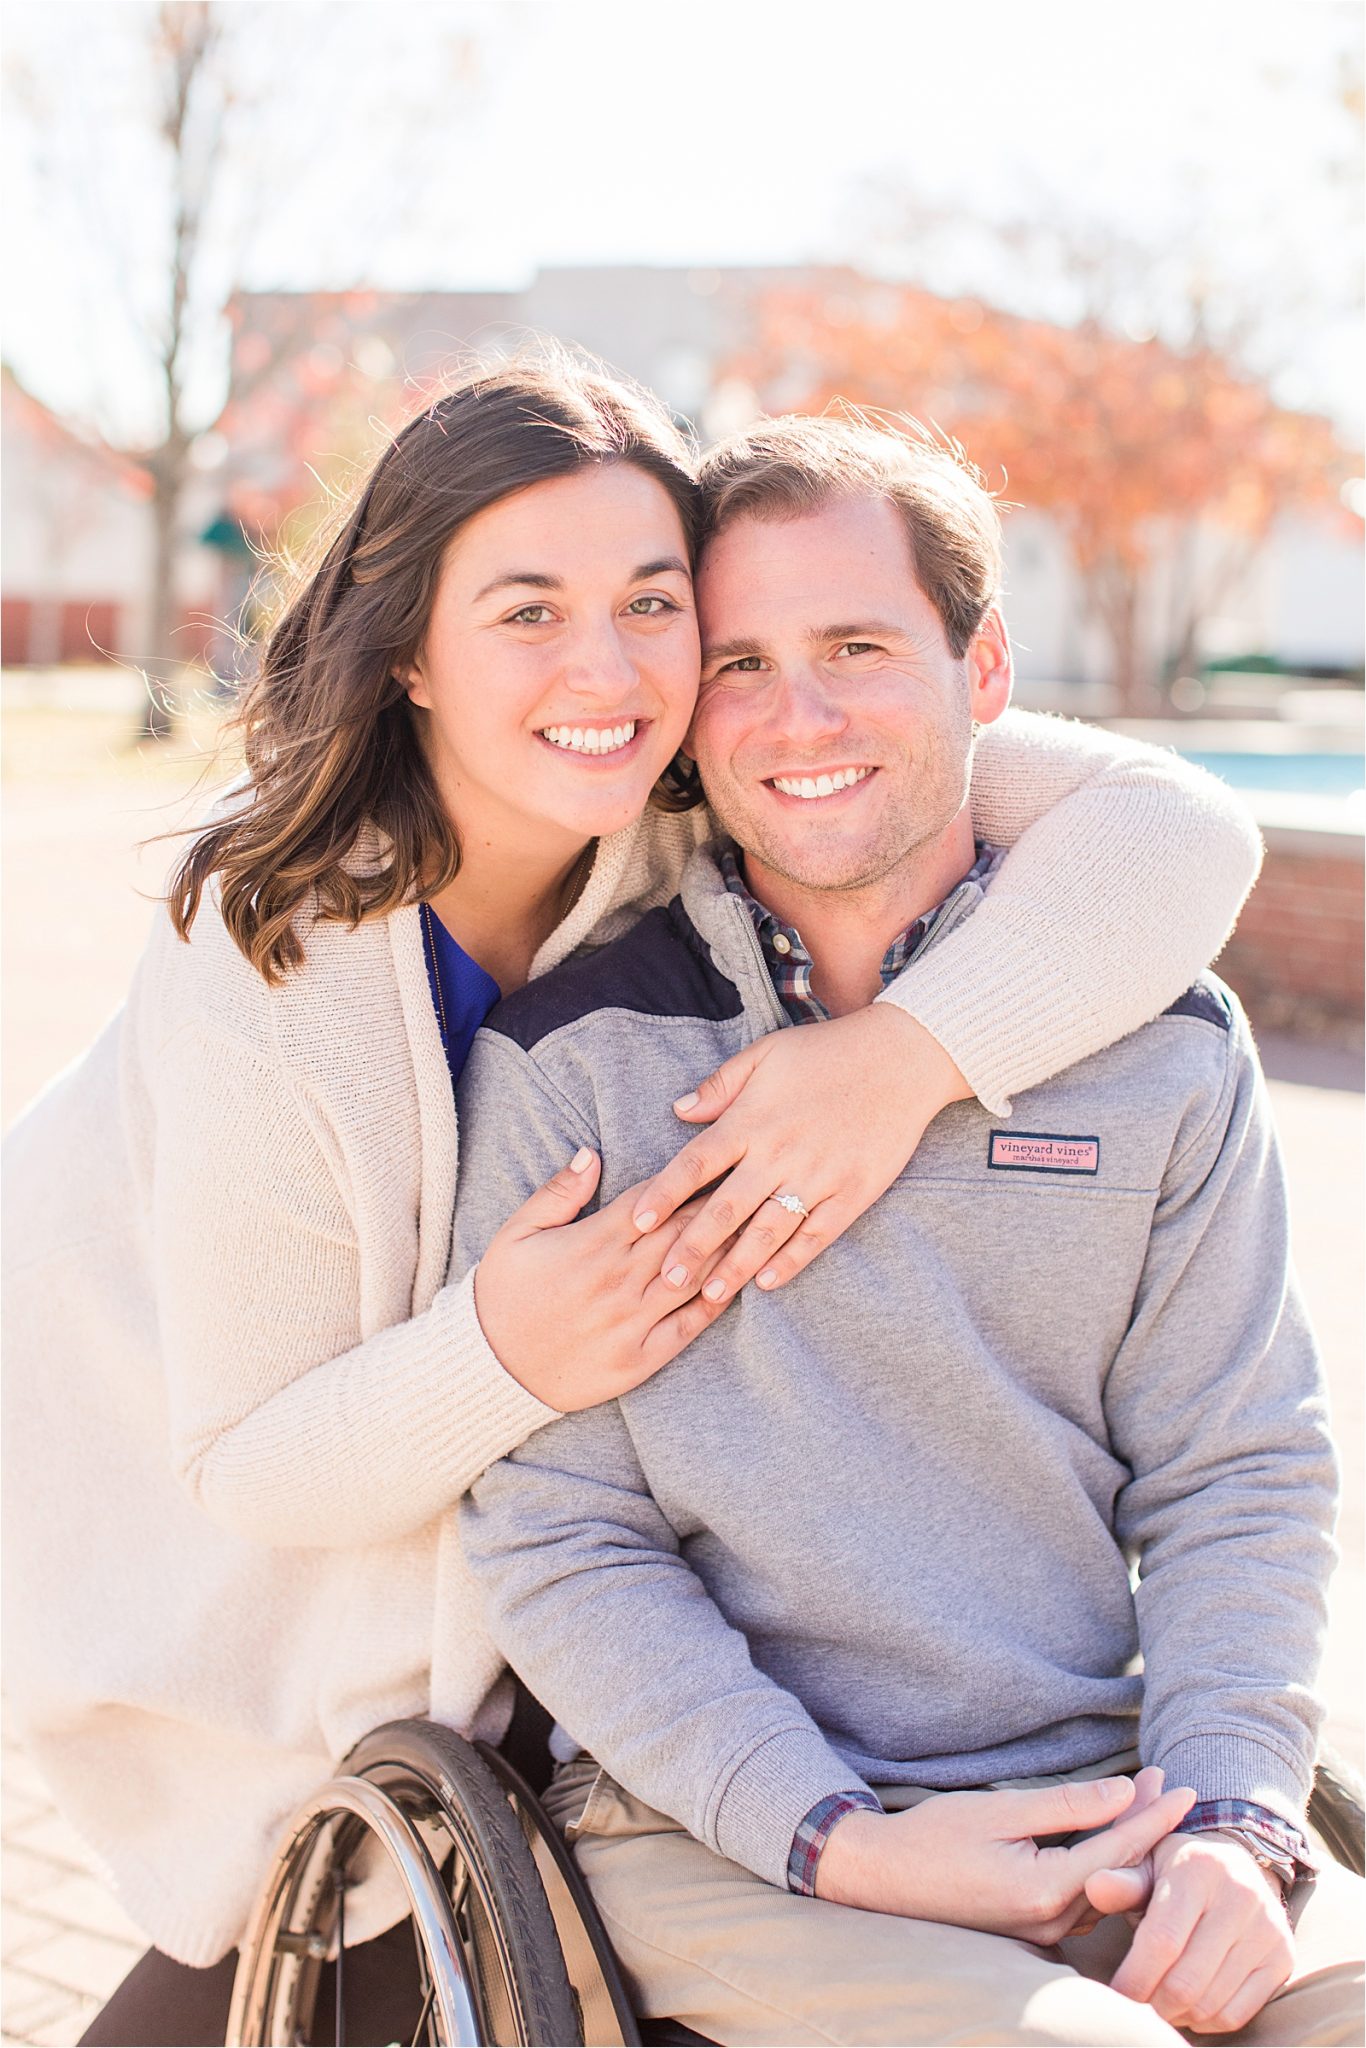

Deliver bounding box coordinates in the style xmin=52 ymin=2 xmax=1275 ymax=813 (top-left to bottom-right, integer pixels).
xmin=730 ymin=285 xmax=1356 ymax=706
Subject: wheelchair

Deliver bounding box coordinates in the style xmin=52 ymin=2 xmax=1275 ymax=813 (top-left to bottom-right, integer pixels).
xmin=227 ymin=1686 xmax=1366 ymax=2048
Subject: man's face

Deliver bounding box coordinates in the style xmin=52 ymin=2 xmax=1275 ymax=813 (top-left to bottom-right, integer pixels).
xmin=690 ymin=496 xmax=1010 ymax=895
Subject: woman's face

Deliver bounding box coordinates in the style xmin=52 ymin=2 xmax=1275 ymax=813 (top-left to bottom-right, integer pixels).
xmin=404 ymin=463 xmax=699 ymax=860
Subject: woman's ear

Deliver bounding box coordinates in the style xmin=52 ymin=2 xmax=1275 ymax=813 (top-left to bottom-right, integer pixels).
xmin=398 ymin=663 xmax=431 ymax=711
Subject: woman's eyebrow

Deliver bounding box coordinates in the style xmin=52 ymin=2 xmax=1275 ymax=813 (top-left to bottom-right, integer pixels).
xmin=633 ymin=556 xmax=691 ymax=581
xmin=474 ymin=570 xmax=563 ymax=601
xmin=475 ymin=557 xmax=690 ymax=603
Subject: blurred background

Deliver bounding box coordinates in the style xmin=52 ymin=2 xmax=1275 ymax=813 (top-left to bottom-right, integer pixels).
xmin=1 ymin=4 xmax=1362 ymax=2040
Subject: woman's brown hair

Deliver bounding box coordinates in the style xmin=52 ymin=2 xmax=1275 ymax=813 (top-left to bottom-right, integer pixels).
xmin=169 ymin=351 xmax=700 ymax=981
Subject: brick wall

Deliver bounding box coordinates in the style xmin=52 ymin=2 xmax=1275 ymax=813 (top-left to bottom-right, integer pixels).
xmin=0 ymin=600 xmax=214 ymax=667
xmin=1218 ymin=826 xmax=1364 ymax=1039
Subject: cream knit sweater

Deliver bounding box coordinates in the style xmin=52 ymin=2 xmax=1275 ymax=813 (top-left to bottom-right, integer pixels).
xmin=0 ymin=711 xmax=1260 ymax=1967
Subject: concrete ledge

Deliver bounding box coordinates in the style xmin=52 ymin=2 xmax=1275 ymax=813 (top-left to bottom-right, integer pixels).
xmin=1259 ymin=817 xmax=1365 ymax=857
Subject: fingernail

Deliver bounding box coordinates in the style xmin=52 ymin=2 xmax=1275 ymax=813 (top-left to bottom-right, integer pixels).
xmin=570 ymin=1148 xmax=594 ymax=1172
xmin=703 ymin=1277 xmax=726 ymax=1301
xmin=665 ymin=1264 xmax=688 ymax=1287
xmin=756 ymin=1268 xmax=777 ymax=1289
xmin=633 ymin=1209 xmax=658 ymax=1232
xmin=1100 ymin=1777 xmax=1130 ymax=1796
xmin=674 ymin=1092 xmax=700 ymax=1113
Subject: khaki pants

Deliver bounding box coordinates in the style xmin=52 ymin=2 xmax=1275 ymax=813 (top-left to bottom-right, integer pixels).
xmin=543 ymin=1760 xmax=1365 ymax=2048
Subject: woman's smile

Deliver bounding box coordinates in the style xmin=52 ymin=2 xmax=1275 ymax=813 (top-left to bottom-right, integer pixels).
xmin=535 ymin=717 xmax=650 ymax=760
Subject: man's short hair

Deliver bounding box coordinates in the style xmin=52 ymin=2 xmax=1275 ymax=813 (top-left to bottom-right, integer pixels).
xmin=697 ymin=408 xmax=1003 ymax=660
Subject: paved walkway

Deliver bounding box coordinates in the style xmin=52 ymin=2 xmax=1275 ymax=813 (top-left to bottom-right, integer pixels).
xmin=3 ymin=702 xmax=1362 ymax=2043
xmin=1 ymin=1725 xmax=144 ymax=2046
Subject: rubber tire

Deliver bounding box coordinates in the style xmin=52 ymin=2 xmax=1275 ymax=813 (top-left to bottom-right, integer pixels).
xmin=1309 ymin=1749 xmax=1365 ymax=1878
xmin=343 ymin=1719 xmax=583 ymax=2046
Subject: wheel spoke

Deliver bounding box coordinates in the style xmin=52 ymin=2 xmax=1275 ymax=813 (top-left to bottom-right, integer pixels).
xmin=408 ymin=1975 xmax=437 ymax=2048
xmin=233 ymin=1732 xmax=585 ymax=2048
xmin=449 ymin=1854 xmax=470 ymax=1927
xmin=334 ymin=1872 xmax=346 ymax=2047
xmin=409 ymin=1916 xmax=439 ymax=2048
xmin=447 ymin=1856 xmax=485 ymax=2042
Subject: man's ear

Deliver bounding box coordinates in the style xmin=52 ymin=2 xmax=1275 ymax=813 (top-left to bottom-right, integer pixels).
xmin=967 ymin=606 xmax=1012 ymax=728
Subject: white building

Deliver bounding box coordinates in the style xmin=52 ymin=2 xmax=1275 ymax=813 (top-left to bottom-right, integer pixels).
xmin=1 ymin=368 xmax=221 ymax=669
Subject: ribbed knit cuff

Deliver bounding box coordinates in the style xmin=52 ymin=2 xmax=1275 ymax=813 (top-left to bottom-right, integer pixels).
xmin=177 ymin=1266 xmax=565 ymax=1548
xmin=710 ymin=1726 xmax=875 ymax=1890
xmin=874 ymin=909 xmax=1096 ymax=1118
xmin=1152 ymin=1733 xmax=1312 ymax=1829
xmin=427 ymin=1266 xmax=563 ymax=1489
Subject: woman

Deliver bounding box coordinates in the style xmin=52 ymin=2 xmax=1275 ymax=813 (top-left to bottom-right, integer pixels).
xmin=2 ymin=352 xmax=1260 ymax=2040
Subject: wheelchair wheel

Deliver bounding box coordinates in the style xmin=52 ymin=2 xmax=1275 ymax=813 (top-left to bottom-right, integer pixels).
xmin=1309 ymin=1748 xmax=1365 ymax=1877
xmin=227 ymin=1720 xmax=582 ymax=2047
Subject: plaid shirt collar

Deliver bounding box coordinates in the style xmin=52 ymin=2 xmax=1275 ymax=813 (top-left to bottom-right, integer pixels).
xmin=719 ymin=841 xmax=1003 ymax=1025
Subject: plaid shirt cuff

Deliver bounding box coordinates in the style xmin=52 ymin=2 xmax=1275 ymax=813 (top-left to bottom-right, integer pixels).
xmin=1175 ymin=1799 xmax=1316 ymax=1888
xmin=787 ymin=1790 xmax=882 ymax=1895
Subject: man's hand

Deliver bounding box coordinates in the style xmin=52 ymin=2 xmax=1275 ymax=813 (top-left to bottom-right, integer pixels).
xmin=1090 ymin=1832 xmax=1294 ymax=2035
xmin=814 ymin=1770 xmax=1194 ymax=1946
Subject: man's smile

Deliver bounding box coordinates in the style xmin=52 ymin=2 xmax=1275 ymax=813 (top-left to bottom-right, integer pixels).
xmin=763 ymin=765 xmax=880 ymax=805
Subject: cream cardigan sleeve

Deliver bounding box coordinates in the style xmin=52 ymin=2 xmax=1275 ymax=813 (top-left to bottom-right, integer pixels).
xmin=153 ymin=1022 xmax=556 ymax=1548
xmin=875 ymin=709 xmax=1264 ymax=1114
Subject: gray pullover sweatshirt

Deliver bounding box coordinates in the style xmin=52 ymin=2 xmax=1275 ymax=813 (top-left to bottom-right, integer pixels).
xmin=456 ymin=843 xmax=1337 ymax=1893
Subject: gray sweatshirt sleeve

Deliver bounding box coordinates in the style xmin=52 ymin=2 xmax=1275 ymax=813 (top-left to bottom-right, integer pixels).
xmin=454 ymin=1029 xmax=873 ymax=1890
xmin=463 ymin=1405 xmax=874 ymax=1888
xmin=1106 ymin=1008 xmax=1338 ymax=1824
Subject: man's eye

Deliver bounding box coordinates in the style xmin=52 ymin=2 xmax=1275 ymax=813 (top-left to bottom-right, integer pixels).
xmin=836 ymin=641 xmax=877 ymax=658
xmin=625 ymin=595 xmax=678 ymax=616
xmin=508 ymin=605 xmax=556 ymax=625
xmin=719 ymin=656 xmax=765 ymax=674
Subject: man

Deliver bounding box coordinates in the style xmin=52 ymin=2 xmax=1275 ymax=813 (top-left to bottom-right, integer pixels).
xmin=453 ymin=415 xmax=1362 ymax=2045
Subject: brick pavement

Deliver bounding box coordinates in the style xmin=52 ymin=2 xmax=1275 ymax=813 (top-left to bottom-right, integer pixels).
xmin=1 ymin=1722 xmax=142 ymax=2045
xmin=2 ymin=696 xmax=1362 ymax=2042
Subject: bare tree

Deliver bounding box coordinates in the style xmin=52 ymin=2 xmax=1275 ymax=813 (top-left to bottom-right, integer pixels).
xmin=134 ymin=3 xmax=217 ymax=737
xmin=5 ymin=1 xmax=495 ymax=739
xmin=5 ymin=4 xmax=301 ymax=736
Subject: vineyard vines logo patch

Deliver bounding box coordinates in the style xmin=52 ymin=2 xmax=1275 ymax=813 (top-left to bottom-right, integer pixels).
xmin=988 ymin=1131 xmax=1100 ymax=1176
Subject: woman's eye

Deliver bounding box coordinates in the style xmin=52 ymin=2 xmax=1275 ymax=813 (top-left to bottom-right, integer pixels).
xmin=625 ymin=595 xmax=678 ymax=616
xmin=508 ymin=604 xmax=556 ymax=625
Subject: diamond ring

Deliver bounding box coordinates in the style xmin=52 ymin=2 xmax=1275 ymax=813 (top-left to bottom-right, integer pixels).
xmin=772 ymin=1193 xmax=810 ymax=1220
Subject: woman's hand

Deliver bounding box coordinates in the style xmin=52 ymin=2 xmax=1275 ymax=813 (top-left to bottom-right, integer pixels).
xmin=815 ymin=1769 xmax=1194 ymax=1945
xmin=473 ymin=1149 xmax=736 ymax=1412
xmin=627 ymin=1006 xmax=972 ymax=1304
